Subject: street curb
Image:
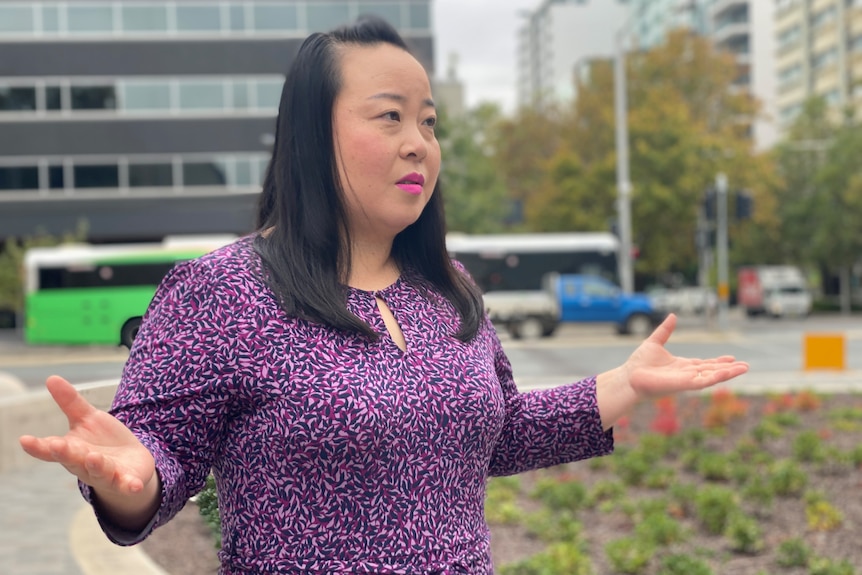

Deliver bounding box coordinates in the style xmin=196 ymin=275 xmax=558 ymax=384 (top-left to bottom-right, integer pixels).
xmin=70 ymin=505 xmax=170 ymax=575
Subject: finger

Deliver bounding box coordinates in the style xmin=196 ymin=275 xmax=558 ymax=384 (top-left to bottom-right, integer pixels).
xmin=45 ymin=375 xmax=97 ymax=427
xmin=84 ymin=452 xmax=143 ymax=494
xmin=19 ymin=435 xmax=63 ymax=463
xmin=646 ymin=313 xmax=676 ymax=346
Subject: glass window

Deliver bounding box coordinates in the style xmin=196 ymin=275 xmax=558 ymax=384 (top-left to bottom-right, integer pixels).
xmin=234 ymin=158 xmax=253 ymax=186
xmin=179 ymin=82 xmax=224 ymax=110
xmin=307 ymin=3 xmax=350 ymax=32
xmin=129 ymin=163 xmax=173 ymax=187
xmin=408 ymin=1 xmax=430 ymax=29
xmin=0 ymin=6 xmax=34 ymax=33
xmin=183 ymin=161 xmax=227 ymax=186
xmin=49 ymin=165 xmax=64 ymax=189
xmin=253 ymin=4 xmax=298 ymax=31
xmin=71 ymin=86 xmax=117 ymax=110
xmin=0 ymin=86 xmax=37 ymax=111
xmin=42 ymin=5 xmax=60 ymax=33
xmin=255 ymin=79 xmax=283 ymax=110
xmin=74 ymin=164 xmax=119 ymax=188
xmin=177 ymin=4 xmax=222 ymax=31
xmin=68 ymin=5 xmax=114 ymax=33
xmin=358 ymin=3 xmax=402 ymax=27
xmin=0 ymin=166 xmax=39 ymax=191
xmin=46 ymin=86 xmax=62 ymax=110
xmin=122 ymin=5 xmax=169 ymax=32
xmin=232 ymin=81 xmax=250 ymax=109
xmin=121 ymin=82 xmax=171 ymax=111
xmin=229 ymin=4 xmax=246 ymax=31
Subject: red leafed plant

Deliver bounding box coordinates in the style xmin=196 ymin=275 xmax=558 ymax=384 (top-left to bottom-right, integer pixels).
xmin=650 ymin=397 xmax=681 ymax=436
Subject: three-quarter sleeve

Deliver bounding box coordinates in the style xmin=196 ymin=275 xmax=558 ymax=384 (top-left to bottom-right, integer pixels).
xmin=80 ymin=258 xmax=239 ymax=545
xmin=487 ymin=323 xmax=614 ymax=477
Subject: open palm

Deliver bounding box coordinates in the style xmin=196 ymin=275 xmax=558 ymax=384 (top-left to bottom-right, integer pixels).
xmin=18 ymin=375 xmax=155 ymax=496
xmin=624 ymin=314 xmax=749 ymax=400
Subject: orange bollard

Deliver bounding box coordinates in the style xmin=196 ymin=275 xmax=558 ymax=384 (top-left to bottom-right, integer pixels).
xmin=802 ymin=333 xmax=845 ymax=371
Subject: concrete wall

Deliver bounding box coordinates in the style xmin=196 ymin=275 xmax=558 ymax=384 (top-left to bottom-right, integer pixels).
xmin=0 ymin=380 xmax=119 ymax=473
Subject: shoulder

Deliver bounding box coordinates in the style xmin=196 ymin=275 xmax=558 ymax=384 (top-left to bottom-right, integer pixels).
xmin=153 ymin=234 xmax=263 ymax=308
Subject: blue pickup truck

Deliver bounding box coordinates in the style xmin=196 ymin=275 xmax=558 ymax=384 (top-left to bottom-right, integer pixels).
xmin=484 ymin=274 xmax=666 ymax=339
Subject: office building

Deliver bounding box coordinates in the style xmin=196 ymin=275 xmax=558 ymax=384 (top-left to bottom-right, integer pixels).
xmin=516 ymin=0 xmax=630 ymax=109
xmin=774 ymin=0 xmax=862 ymax=128
xmin=630 ymin=0 xmax=778 ymax=150
xmin=0 ymin=0 xmax=433 ymax=243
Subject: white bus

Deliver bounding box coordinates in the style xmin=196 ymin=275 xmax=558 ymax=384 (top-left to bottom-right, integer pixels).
xmin=445 ymin=232 xmax=620 ymax=293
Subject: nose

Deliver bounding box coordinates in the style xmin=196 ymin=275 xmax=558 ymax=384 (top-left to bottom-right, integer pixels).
xmin=400 ymin=124 xmax=429 ymax=160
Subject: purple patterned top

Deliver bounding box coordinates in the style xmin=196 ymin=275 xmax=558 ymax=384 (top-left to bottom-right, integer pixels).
xmin=83 ymin=235 xmax=613 ymax=574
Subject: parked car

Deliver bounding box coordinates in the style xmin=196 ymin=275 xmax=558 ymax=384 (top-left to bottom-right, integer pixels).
xmin=485 ymin=273 xmax=666 ymax=339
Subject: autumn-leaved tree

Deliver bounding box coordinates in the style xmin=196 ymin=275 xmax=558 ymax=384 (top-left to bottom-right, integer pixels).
xmin=437 ymin=103 xmax=511 ymax=233
xmin=511 ymin=29 xmax=778 ymax=283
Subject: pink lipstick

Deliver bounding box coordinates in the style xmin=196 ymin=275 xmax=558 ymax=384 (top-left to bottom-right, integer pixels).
xmin=396 ymin=172 xmax=425 ymax=195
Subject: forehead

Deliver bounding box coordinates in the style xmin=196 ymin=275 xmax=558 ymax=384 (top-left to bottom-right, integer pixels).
xmin=336 ymin=43 xmax=431 ymax=98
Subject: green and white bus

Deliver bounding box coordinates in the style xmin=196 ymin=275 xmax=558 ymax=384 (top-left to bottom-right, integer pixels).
xmin=24 ymin=235 xmax=236 ymax=347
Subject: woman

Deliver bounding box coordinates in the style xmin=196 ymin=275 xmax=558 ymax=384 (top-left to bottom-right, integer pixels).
xmin=20 ymin=16 xmax=748 ymax=574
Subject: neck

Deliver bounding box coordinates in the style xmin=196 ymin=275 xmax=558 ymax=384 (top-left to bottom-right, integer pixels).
xmin=346 ymin=240 xmax=400 ymax=291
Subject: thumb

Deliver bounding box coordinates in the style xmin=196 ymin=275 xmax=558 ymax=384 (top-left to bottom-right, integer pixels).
xmin=646 ymin=313 xmax=676 ymax=347
xmin=45 ymin=375 xmax=97 ymax=428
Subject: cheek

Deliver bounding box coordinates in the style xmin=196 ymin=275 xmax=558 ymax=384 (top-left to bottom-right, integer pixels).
xmin=342 ymin=132 xmax=391 ymax=175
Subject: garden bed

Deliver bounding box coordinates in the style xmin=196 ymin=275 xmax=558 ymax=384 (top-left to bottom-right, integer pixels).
xmin=141 ymin=389 xmax=862 ymax=575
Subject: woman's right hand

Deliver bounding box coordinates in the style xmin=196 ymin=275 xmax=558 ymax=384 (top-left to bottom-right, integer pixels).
xmin=19 ymin=375 xmax=156 ymax=498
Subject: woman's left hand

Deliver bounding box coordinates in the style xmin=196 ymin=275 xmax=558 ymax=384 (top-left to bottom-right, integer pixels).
xmin=622 ymin=313 xmax=749 ymax=401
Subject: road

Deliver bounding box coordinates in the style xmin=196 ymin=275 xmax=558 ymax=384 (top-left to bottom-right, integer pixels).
xmin=1 ymin=311 xmax=860 ymax=391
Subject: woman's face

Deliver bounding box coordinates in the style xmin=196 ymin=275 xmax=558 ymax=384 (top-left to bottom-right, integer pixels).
xmin=332 ymin=43 xmax=440 ymax=243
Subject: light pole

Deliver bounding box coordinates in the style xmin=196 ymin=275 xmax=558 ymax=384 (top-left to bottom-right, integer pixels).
xmin=614 ymin=26 xmax=634 ymax=294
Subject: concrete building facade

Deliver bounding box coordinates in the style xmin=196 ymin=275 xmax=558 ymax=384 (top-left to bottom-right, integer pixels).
xmin=774 ymin=0 xmax=862 ymax=128
xmin=516 ymin=0 xmax=630 ymax=109
xmin=0 ymin=0 xmax=434 ymax=243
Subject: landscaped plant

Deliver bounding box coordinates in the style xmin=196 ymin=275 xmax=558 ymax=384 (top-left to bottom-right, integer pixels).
xmin=694 ymin=485 xmax=739 ymax=535
xmin=196 ymin=474 xmax=222 ymax=549
xmin=725 ymin=512 xmax=765 ymax=555
xmin=807 ymin=557 xmax=856 ymax=575
xmin=499 ymin=542 xmax=595 ymax=575
xmin=657 ymin=553 xmax=714 ymax=575
xmin=775 ymin=537 xmax=811 ymax=568
xmin=634 ymin=511 xmax=687 ymax=546
xmin=804 ymin=490 xmax=844 ymax=532
xmin=605 ymin=536 xmax=655 ymax=575
xmin=530 ymin=475 xmax=590 ymax=511
xmin=793 ymin=429 xmax=826 ymax=463
xmin=768 ymin=459 xmax=808 ymax=496
xmin=485 ymin=475 xmax=524 ymax=525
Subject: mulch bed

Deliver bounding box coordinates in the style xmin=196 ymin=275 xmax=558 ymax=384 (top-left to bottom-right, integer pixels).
xmin=141 ymin=390 xmax=862 ymax=574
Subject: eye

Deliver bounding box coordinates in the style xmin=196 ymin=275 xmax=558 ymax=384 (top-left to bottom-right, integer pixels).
xmin=382 ymin=111 xmax=401 ymax=122
xmin=423 ymin=116 xmax=437 ymax=128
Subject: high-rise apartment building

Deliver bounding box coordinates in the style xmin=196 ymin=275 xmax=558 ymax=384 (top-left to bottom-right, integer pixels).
xmin=628 ymin=0 xmax=705 ymax=49
xmin=706 ymin=0 xmax=778 ymax=149
xmin=774 ymin=0 xmax=862 ymax=128
xmin=629 ymin=0 xmax=778 ymax=150
xmin=516 ymin=0 xmax=630 ymax=109
xmin=0 ymin=0 xmax=433 ymax=243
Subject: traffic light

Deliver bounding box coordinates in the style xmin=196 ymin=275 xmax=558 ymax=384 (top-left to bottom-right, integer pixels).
xmin=735 ymin=190 xmax=753 ymax=220
xmin=703 ymin=187 xmax=716 ymax=221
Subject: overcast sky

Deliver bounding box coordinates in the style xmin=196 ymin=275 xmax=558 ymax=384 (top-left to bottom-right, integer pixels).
xmin=433 ymin=0 xmax=538 ymax=114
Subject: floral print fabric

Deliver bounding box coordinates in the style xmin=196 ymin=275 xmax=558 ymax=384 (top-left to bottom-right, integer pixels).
xmin=82 ymin=235 xmax=613 ymax=574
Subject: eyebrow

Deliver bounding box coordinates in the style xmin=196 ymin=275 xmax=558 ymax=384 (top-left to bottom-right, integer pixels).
xmin=368 ymin=92 xmax=436 ymax=109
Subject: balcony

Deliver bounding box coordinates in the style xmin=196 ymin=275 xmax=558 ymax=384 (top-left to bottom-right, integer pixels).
xmin=713 ymin=20 xmax=750 ymax=47
xmin=711 ymin=0 xmax=748 ymax=20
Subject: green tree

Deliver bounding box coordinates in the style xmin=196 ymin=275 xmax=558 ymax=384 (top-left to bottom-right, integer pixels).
xmin=0 ymin=221 xmax=89 ymax=324
xmin=518 ymin=29 xmax=773 ymax=281
xmin=438 ymin=103 xmax=511 ymax=233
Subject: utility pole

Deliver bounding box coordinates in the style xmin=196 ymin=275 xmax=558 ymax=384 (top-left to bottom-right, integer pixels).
xmin=715 ymin=173 xmax=729 ymax=330
xmin=614 ymin=27 xmax=633 ymax=294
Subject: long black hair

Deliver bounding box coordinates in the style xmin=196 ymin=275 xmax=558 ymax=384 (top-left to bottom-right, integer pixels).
xmin=254 ymin=15 xmax=484 ymax=342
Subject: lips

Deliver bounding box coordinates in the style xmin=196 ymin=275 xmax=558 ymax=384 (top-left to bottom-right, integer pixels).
xmin=396 ymin=172 xmax=425 ymax=196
